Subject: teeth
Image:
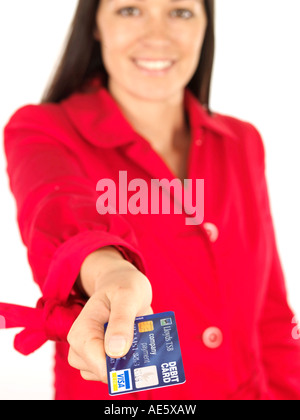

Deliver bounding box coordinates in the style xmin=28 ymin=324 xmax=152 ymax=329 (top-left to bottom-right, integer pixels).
xmin=135 ymin=60 xmax=173 ymax=70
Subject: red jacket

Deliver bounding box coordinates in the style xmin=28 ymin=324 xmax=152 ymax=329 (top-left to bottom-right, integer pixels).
xmin=1 ymin=77 xmax=300 ymax=400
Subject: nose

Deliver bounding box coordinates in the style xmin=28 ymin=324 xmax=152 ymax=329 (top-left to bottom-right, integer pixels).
xmin=141 ymin=14 xmax=172 ymax=47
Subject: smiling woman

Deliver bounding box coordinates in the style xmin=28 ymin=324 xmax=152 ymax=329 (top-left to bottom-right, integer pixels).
xmin=92 ymin=0 xmax=209 ymax=160
xmin=94 ymin=0 xmax=207 ymax=95
xmin=42 ymin=0 xmax=214 ymax=109
xmin=1 ymin=0 xmax=300 ymax=402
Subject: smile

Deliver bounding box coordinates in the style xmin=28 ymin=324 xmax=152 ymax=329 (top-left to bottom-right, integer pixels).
xmin=132 ymin=58 xmax=175 ymax=74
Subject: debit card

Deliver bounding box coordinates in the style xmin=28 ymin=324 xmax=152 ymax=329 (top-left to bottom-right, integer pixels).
xmin=105 ymin=311 xmax=186 ymax=396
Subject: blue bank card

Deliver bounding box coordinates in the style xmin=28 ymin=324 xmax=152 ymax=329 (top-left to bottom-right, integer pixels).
xmin=104 ymin=311 xmax=186 ymax=396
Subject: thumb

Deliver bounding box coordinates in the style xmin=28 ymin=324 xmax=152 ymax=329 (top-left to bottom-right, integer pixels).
xmin=104 ymin=292 xmax=152 ymax=359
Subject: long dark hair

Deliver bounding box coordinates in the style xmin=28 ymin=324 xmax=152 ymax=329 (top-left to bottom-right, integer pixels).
xmin=41 ymin=0 xmax=215 ymax=112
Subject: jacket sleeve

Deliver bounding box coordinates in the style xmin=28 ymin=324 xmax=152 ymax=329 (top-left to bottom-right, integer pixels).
xmin=0 ymin=104 xmax=147 ymax=354
xmin=253 ymin=127 xmax=300 ymax=400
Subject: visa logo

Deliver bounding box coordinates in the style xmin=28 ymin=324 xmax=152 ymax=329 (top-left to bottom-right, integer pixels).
xmin=110 ymin=369 xmax=133 ymax=393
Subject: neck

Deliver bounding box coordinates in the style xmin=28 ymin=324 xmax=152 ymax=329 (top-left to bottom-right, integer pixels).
xmin=108 ymin=81 xmax=189 ymax=153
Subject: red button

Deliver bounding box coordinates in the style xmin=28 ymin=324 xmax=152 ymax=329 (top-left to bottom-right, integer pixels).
xmin=203 ymin=222 xmax=219 ymax=243
xmin=202 ymin=327 xmax=223 ymax=349
xmin=195 ymin=138 xmax=203 ymax=146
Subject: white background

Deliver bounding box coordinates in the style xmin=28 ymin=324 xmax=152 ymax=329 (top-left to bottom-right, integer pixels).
xmin=0 ymin=0 xmax=299 ymax=400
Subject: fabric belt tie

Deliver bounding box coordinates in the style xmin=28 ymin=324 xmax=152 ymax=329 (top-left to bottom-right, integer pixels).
xmin=0 ymin=298 xmax=84 ymax=355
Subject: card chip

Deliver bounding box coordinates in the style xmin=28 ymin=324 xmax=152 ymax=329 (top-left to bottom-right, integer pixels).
xmin=138 ymin=320 xmax=154 ymax=333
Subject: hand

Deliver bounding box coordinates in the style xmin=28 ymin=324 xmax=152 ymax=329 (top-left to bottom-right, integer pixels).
xmin=67 ymin=257 xmax=153 ymax=383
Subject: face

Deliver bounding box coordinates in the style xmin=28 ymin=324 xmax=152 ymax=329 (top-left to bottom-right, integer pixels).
xmin=94 ymin=0 xmax=208 ymax=102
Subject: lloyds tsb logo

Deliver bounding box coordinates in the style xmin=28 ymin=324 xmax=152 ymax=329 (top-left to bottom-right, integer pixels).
xmin=96 ymin=171 xmax=204 ymax=226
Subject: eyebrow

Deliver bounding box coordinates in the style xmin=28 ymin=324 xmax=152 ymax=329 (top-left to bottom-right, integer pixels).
xmin=109 ymin=0 xmax=200 ymax=2
xmin=107 ymin=0 xmax=203 ymax=5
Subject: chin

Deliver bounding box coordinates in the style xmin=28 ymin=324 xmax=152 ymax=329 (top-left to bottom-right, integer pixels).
xmin=128 ymin=84 xmax=184 ymax=103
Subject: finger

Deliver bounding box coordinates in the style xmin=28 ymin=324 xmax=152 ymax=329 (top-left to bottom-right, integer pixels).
xmin=68 ymin=337 xmax=107 ymax=382
xmin=104 ymin=291 xmax=150 ymax=359
xmin=82 ymin=336 xmax=108 ymax=382
xmin=80 ymin=370 xmax=107 ymax=383
xmin=68 ymin=348 xmax=90 ymax=373
xmin=67 ymin=295 xmax=110 ymax=381
xmin=137 ymin=305 xmax=154 ymax=317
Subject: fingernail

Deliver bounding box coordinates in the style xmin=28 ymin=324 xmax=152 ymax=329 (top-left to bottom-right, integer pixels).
xmin=107 ymin=336 xmax=127 ymax=358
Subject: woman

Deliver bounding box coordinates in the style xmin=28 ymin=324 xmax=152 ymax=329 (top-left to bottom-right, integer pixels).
xmin=1 ymin=0 xmax=300 ymax=400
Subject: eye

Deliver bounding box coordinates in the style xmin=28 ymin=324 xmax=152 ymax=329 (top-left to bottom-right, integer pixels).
xmin=117 ymin=7 xmax=141 ymax=17
xmin=170 ymin=9 xmax=194 ymax=19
